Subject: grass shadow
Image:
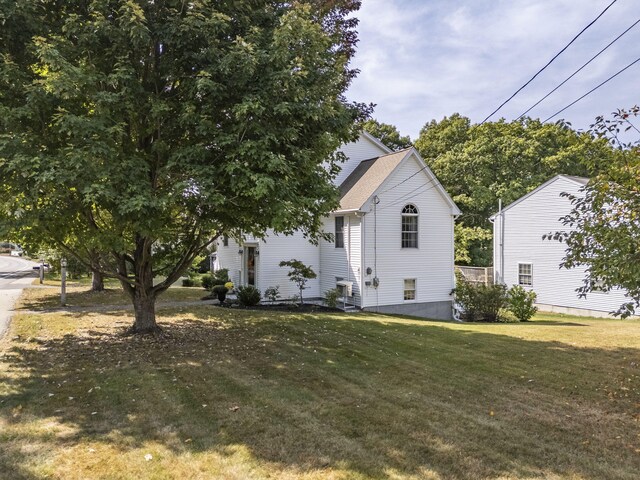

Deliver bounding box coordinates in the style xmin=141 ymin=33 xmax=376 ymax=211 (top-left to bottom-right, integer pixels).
xmin=1 ymin=308 xmax=639 ymax=479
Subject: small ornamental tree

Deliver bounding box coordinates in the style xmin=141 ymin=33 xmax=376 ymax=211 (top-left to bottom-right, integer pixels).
xmin=0 ymin=0 xmax=370 ymax=333
xmin=279 ymin=259 xmax=317 ymax=305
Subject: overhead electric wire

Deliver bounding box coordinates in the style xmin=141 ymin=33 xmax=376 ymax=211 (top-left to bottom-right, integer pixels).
xmin=376 ymin=148 xmax=428 ymax=195
xmin=377 ymin=176 xmax=439 ymax=211
xmin=480 ymin=0 xmax=619 ymax=124
xmin=543 ymin=55 xmax=640 ymax=122
xmin=624 ymin=118 xmax=640 ymax=135
xmin=517 ymin=17 xmax=640 ymax=120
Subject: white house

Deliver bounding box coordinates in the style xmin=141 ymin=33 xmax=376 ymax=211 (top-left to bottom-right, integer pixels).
xmin=492 ymin=174 xmax=631 ymax=317
xmin=216 ymin=132 xmax=461 ymax=320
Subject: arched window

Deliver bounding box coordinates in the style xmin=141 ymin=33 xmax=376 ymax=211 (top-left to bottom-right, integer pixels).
xmin=401 ymin=204 xmax=419 ymax=248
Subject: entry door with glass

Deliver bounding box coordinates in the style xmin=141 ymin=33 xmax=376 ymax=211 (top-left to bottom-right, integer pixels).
xmin=245 ymin=246 xmax=257 ymax=286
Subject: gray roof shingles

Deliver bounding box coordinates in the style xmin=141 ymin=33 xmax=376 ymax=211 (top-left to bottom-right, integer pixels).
xmin=337 ymin=149 xmax=411 ymax=211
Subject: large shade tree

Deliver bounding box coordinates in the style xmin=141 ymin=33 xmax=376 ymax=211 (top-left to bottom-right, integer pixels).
xmin=362 ymin=119 xmax=412 ymax=151
xmin=0 ymin=0 xmax=370 ymax=333
xmin=415 ymin=114 xmax=615 ymax=265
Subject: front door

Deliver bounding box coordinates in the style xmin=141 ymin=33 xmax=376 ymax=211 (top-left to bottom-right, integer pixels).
xmin=245 ymin=246 xmax=256 ymax=286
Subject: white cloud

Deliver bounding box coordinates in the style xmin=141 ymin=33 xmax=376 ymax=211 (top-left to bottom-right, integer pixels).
xmin=347 ymin=0 xmax=640 ymax=138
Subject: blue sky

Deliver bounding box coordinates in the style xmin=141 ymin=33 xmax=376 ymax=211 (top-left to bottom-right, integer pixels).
xmin=347 ymin=0 xmax=639 ymax=139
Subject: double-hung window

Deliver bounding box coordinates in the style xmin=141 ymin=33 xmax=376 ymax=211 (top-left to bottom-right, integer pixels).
xmin=404 ymin=279 xmax=416 ymax=300
xmin=518 ymin=263 xmax=533 ymax=286
xmin=335 ymin=216 xmax=344 ymax=248
xmin=401 ymin=204 xmax=419 ymax=248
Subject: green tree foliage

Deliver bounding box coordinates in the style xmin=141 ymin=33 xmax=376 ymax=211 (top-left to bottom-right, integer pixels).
xmin=415 ymin=114 xmax=615 ymax=265
xmin=0 ymin=0 xmax=370 ymax=333
xmin=454 ymin=224 xmax=492 ymax=265
xmin=553 ymin=107 xmax=640 ymax=318
xmin=279 ymin=259 xmax=317 ymax=305
xmin=362 ymin=119 xmax=412 ymax=151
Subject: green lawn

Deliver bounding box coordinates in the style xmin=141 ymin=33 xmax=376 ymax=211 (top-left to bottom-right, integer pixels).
xmin=22 ymin=277 xmax=206 ymax=310
xmin=1 ymin=287 xmax=639 ymax=479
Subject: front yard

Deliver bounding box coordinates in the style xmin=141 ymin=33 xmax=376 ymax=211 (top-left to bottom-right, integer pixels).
xmin=0 ymin=286 xmax=639 ymax=479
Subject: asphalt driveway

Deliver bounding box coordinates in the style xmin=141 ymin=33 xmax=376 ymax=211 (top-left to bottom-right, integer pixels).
xmin=0 ymin=255 xmax=38 ymax=339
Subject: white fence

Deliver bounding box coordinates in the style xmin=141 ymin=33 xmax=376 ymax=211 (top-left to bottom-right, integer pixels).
xmin=456 ymin=266 xmax=493 ymax=286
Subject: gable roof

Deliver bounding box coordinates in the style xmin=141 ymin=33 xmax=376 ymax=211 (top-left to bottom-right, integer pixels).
xmin=337 ymin=148 xmax=461 ymax=215
xmin=490 ymin=174 xmax=589 ymax=219
xmin=338 ymin=149 xmax=411 ymax=211
xmin=359 ymin=131 xmax=393 ymax=155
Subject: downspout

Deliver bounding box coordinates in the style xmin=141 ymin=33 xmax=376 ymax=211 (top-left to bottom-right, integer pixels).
xmin=373 ymin=195 xmax=380 ymax=312
xmin=347 ymin=215 xmax=351 ymax=284
xmin=499 ymin=199 xmax=505 ymax=284
xmin=360 ymin=212 xmax=365 ymax=309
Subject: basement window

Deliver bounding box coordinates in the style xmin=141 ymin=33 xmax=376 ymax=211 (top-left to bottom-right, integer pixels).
xmin=404 ymin=279 xmax=416 ymax=301
xmin=518 ymin=263 xmax=533 ymax=286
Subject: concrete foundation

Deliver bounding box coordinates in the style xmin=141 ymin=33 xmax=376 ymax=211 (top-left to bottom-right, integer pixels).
xmin=536 ymin=303 xmax=639 ymax=319
xmin=363 ymin=300 xmax=453 ymax=320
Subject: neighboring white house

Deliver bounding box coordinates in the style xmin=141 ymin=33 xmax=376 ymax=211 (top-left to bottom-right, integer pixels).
xmin=491 ymin=174 xmax=631 ymax=317
xmin=215 ymin=132 xmax=461 ymax=320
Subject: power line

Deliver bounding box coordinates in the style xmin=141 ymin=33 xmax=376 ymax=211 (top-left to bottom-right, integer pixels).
xmin=517 ymin=17 xmax=640 ymax=120
xmin=481 ymin=0 xmax=618 ymax=124
xmin=377 ymin=176 xmax=439 ymax=211
xmin=543 ymin=55 xmax=640 ymax=122
xmin=376 ymin=149 xmax=428 ymax=196
xmin=624 ymin=118 xmax=640 ymax=135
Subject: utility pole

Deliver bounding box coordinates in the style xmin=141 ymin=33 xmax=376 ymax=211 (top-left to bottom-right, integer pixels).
xmin=60 ymin=258 xmax=67 ymax=306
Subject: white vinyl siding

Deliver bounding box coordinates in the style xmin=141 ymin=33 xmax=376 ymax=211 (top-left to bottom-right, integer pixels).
xmin=216 ymin=139 xmax=456 ymax=313
xmin=216 ymin=231 xmax=320 ymax=300
xmin=319 ymin=214 xmax=362 ymax=306
xmin=361 ymin=154 xmax=455 ymax=308
xmin=494 ymin=176 xmax=631 ymax=315
xmin=333 ymin=136 xmax=389 ymax=186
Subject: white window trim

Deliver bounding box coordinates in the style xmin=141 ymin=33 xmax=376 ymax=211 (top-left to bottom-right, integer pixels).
xmin=335 ymin=216 xmax=345 ymax=249
xmin=403 ymin=278 xmax=417 ymax=302
xmin=518 ymin=262 xmax=533 ymax=287
xmin=401 ymin=204 xmax=419 ymax=249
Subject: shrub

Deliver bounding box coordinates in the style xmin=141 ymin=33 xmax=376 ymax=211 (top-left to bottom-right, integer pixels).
xmin=211 ymin=284 xmax=229 ymax=303
xmin=201 ymin=273 xmax=215 ymax=290
xmin=182 ymin=278 xmax=195 ymax=287
xmin=237 ymin=285 xmax=261 ymax=306
xmin=202 ymin=269 xmax=230 ymax=290
xmin=212 ymin=268 xmax=230 ymax=285
xmin=508 ymin=285 xmax=538 ymax=322
xmin=453 ymin=274 xmax=508 ymax=322
xmin=264 ymin=285 xmax=281 ymax=303
xmin=324 ymin=288 xmax=341 ymax=308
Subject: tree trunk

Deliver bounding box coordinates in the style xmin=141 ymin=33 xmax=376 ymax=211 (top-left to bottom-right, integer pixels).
xmin=131 ymin=290 xmax=158 ymax=334
xmin=88 ymin=250 xmax=104 ymax=292
xmin=126 ymin=237 xmax=160 ymax=334
xmin=91 ymin=269 xmax=104 ymax=292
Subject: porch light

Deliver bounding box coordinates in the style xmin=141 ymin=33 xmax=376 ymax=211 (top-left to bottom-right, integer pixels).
xmin=238 ymin=249 xmax=243 ymax=255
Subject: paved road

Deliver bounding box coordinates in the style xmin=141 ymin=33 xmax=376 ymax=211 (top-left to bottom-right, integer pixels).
xmin=0 ymin=255 xmax=38 ymax=339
